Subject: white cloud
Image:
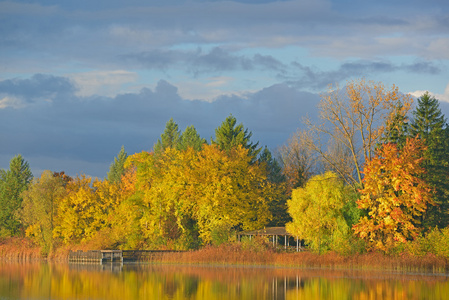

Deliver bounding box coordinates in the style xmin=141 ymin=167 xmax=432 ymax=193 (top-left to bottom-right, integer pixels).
xmin=436 ymin=83 xmax=449 ymax=103
xmin=175 ymin=76 xmax=254 ymax=102
xmin=69 ymin=70 xmax=139 ymax=97
xmin=0 ymin=95 xmax=24 ymax=109
xmin=410 ymin=82 xmax=449 ymax=103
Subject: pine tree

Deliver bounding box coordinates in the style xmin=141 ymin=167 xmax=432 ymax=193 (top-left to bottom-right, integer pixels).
xmin=258 ymin=146 xmax=284 ymax=184
xmin=212 ymin=114 xmax=260 ymax=159
xmin=258 ymin=147 xmax=290 ymax=226
xmin=410 ymin=92 xmax=449 ymax=228
xmin=107 ymin=146 xmax=128 ymax=184
xmin=381 ymin=101 xmax=409 ymax=148
xmin=0 ymin=155 xmax=33 ymax=236
xmin=179 ymin=125 xmax=206 ymax=151
xmin=154 ymin=118 xmax=181 ymax=155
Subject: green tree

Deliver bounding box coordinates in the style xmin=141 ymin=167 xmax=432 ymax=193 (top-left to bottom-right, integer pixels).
xmin=286 ymin=172 xmax=351 ymax=253
xmin=212 ymin=114 xmax=261 ymax=159
xmin=154 ymin=118 xmax=181 ymax=154
xmin=409 ymin=92 xmax=449 ymax=228
xmin=107 ymin=146 xmax=128 ymax=183
xmin=0 ymin=155 xmax=33 ymax=236
xmin=381 ymin=101 xmax=410 ymax=148
xmin=179 ymin=125 xmax=206 ymax=151
xmin=20 ymin=170 xmax=67 ymax=253
xmin=259 ymin=147 xmax=289 ymax=226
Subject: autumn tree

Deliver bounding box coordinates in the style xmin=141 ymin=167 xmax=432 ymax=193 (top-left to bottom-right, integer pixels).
xmin=190 ymin=145 xmax=272 ymax=243
xmin=277 ymin=133 xmax=317 ymax=194
xmin=124 ymin=145 xmax=275 ymax=249
xmin=302 ymin=79 xmax=412 ymax=190
xmin=0 ymin=155 xmax=33 ymax=236
xmin=107 ymin=146 xmax=128 ymax=183
xmin=353 ymin=137 xmax=432 ymax=253
xmin=20 ymin=170 xmax=67 ymax=253
xmin=54 ymin=176 xmax=121 ymax=244
xmin=286 ymin=172 xmax=351 ymax=253
xmin=409 ymin=92 xmax=449 ymax=228
xmin=212 ymin=114 xmax=260 ymax=159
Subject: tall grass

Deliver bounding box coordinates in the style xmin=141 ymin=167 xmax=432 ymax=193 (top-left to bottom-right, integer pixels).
xmin=149 ymin=241 xmax=448 ymax=273
xmin=1 ymin=236 xmax=448 ymax=273
xmin=0 ymin=237 xmax=41 ymax=261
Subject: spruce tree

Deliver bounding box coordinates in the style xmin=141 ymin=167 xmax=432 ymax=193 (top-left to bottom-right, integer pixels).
xmin=410 ymin=92 xmax=449 ymax=228
xmin=258 ymin=146 xmax=290 ymax=226
xmin=107 ymin=146 xmax=128 ymax=184
xmin=381 ymin=101 xmax=409 ymax=148
xmin=0 ymin=155 xmax=33 ymax=236
xmin=212 ymin=114 xmax=261 ymax=159
xmin=154 ymin=118 xmax=182 ymax=154
xmin=179 ymin=125 xmax=206 ymax=151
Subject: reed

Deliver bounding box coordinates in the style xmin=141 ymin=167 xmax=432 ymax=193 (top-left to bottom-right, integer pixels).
xmin=0 ymin=237 xmax=41 ymax=261
xmin=1 ymin=237 xmax=448 ymax=273
xmin=148 ymin=242 xmax=449 ymax=273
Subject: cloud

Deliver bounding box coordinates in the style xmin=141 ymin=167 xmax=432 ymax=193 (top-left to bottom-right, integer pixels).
xmin=411 ymin=82 xmax=449 ymax=103
xmin=68 ymin=70 xmax=139 ymax=97
xmin=0 ymin=74 xmax=318 ymax=177
xmin=119 ymin=47 xmax=286 ymax=75
xmin=284 ymin=60 xmax=443 ymax=91
xmin=0 ymin=74 xmax=76 ymax=106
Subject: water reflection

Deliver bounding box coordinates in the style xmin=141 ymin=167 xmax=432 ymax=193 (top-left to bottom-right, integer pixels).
xmin=0 ymin=262 xmax=448 ymax=299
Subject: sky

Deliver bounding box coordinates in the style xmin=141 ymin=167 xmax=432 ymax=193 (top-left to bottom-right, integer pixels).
xmin=1 ymin=0 xmax=449 ymax=178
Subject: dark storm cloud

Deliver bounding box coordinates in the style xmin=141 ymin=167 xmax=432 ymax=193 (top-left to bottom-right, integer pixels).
xmin=0 ymin=74 xmax=76 ymax=103
xmin=0 ymin=74 xmax=317 ymax=177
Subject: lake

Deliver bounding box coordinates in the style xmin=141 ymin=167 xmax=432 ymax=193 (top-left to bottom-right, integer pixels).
xmin=0 ymin=262 xmax=448 ymax=299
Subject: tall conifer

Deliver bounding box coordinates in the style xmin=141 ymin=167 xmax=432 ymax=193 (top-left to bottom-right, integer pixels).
xmin=154 ymin=118 xmax=182 ymax=154
xmin=410 ymin=92 xmax=449 ymax=228
xmin=212 ymin=114 xmax=261 ymax=159
xmin=107 ymin=146 xmax=128 ymax=183
xmin=0 ymin=155 xmax=33 ymax=235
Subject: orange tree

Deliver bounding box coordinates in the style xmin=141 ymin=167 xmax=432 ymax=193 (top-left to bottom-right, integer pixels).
xmin=353 ymin=137 xmax=432 ymax=253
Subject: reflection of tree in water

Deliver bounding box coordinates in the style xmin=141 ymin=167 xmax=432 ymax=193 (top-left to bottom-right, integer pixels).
xmin=1 ymin=263 xmax=448 ymax=300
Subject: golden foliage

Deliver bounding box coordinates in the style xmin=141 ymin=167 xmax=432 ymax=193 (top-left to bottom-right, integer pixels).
xmin=353 ymin=137 xmax=432 ymax=253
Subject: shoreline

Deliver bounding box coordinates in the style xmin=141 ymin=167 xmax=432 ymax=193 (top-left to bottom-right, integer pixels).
xmin=1 ymin=237 xmax=448 ymax=274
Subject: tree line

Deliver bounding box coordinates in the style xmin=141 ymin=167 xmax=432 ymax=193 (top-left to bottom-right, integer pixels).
xmin=1 ymin=79 xmax=449 ymax=256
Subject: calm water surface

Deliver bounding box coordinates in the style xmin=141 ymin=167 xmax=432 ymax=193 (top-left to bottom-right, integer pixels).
xmin=0 ymin=262 xmax=448 ymax=300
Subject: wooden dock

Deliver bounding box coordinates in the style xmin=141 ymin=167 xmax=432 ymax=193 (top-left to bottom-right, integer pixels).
xmin=68 ymin=250 xmax=123 ymax=264
xmin=68 ymin=250 xmax=183 ymax=264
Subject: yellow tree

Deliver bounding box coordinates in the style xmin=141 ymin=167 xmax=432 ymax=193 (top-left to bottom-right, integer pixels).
xmin=20 ymin=170 xmax=67 ymax=253
xmin=286 ymin=172 xmax=349 ymax=253
xmin=53 ymin=176 xmax=120 ymax=244
xmin=302 ymin=79 xmax=412 ymax=189
xmin=353 ymin=137 xmax=432 ymax=252
xmin=191 ymin=144 xmax=273 ymax=244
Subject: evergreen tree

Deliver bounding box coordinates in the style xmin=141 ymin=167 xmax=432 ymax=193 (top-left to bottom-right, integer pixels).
xmin=0 ymin=155 xmax=33 ymax=236
xmin=154 ymin=118 xmax=181 ymax=154
xmin=107 ymin=146 xmax=128 ymax=184
xmin=258 ymin=146 xmax=285 ymax=184
xmin=212 ymin=114 xmax=260 ymax=159
xmin=258 ymin=147 xmax=290 ymax=226
xmin=410 ymin=92 xmax=449 ymax=228
xmin=179 ymin=125 xmax=206 ymax=151
xmin=381 ymin=101 xmax=409 ymax=148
